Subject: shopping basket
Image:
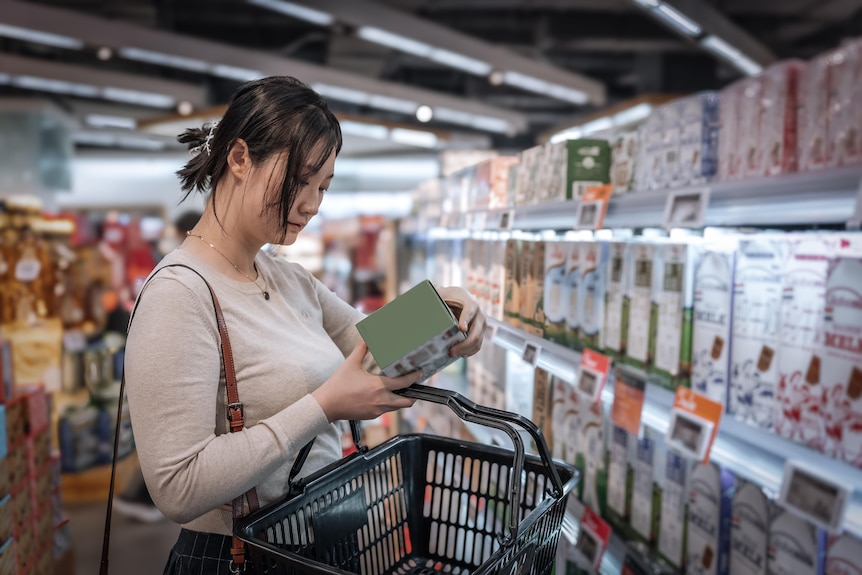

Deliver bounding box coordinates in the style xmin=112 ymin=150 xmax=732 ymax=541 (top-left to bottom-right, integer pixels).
xmin=234 ymin=384 xmax=579 ymax=575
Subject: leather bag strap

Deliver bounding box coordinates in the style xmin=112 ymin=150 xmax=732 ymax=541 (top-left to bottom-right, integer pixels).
xmin=100 ymin=263 xmax=258 ymax=574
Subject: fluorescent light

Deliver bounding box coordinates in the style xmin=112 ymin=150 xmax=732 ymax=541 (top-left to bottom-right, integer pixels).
xmin=470 ymin=115 xmax=511 ymax=134
xmin=357 ymin=26 xmax=432 ymax=58
xmin=434 ymin=107 xmax=474 ymax=126
xmin=367 ymin=94 xmax=419 ymax=115
xmin=116 ymin=136 xmax=167 ymax=151
xmin=73 ymin=132 xmax=116 ymax=146
xmin=102 ymin=87 xmax=176 ymax=108
xmin=550 ymin=128 xmax=583 ymax=143
xmin=0 ymin=23 xmax=83 ymax=50
xmin=653 ymin=4 xmax=702 ymax=37
xmin=74 ymin=131 xmax=167 ymax=151
xmin=546 ymin=84 xmax=590 ymax=105
xmin=580 ymin=117 xmax=614 ymax=135
xmin=390 ymin=128 xmax=438 ymax=148
xmin=212 ymin=64 xmax=263 ymax=82
xmin=85 ymin=114 xmax=138 ymax=129
xmin=312 ymin=83 xmax=370 ymax=106
xmin=613 ymin=103 xmax=653 ymax=126
xmin=502 ymin=71 xmax=588 ymax=105
xmin=415 ymin=105 xmax=433 ymax=123
xmin=12 ymin=75 xmax=99 ymax=98
xmin=0 ymin=74 xmax=9 ymax=84
xmin=339 ymin=120 xmax=389 ymax=140
xmin=118 ymin=47 xmax=210 ymax=73
xmin=428 ymin=49 xmax=492 ymax=75
xmin=632 ymin=0 xmax=660 ymax=7
xmin=246 ymin=0 xmax=334 ymax=26
xmin=701 ymin=35 xmax=764 ymax=76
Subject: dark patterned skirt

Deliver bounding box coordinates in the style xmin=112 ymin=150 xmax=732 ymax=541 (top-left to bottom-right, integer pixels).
xmin=163 ymin=528 xmax=259 ymax=574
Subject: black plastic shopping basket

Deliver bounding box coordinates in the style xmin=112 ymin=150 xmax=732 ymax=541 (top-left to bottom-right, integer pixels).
xmin=234 ymin=384 xmax=579 ymax=575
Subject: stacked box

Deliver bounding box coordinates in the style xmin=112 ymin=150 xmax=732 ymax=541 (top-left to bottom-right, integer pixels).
xmin=566 ymin=139 xmax=612 ymax=200
xmin=611 ymin=131 xmax=640 ymax=194
xmin=564 ymin=241 xmax=582 ymax=349
xmin=822 ymin=257 xmax=862 ymax=467
xmin=623 ymin=241 xmax=660 ymax=371
xmin=662 ymin=100 xmax=684 ymax=189
xmin=738 ymin=77 xmax=765 ymax=180
xmin=825 ymin=534 xmax=862 ymax=574
xmin=729 ymin=237 xmax=785 ymax=430
xmin=540 ymin=141 xmax=569 ymax=203
xmin=606 ymin=425 xmax=634 ymax=532
xmin=503 ymin=239 xmax=522 ymax=328
xmin=685 ymin=463 xmax=735 ymax=575
xmin=578 ymin=241 xmax=609 ymax=350
xmin=718 ymin=81 xmax=743 ymax=181
xmin=542 ymin=240 xmax=569 ymax=345
xmin=729 ymin=482 xmax=770 ymax=575
xmin=651 ymin=242 xmax=700 ymax=390
xmin=799 ymin=48 xmax=836 ymax=172
xmin=658 ymin=451 xmax=690 ymax=570
xmin=767 ymin=510 xmax=825 ymax=575
xmin=639 ymin=110 xmax=666 ymax=191
xmin=679 ymin=92 xmax=721 ymax=186
xmin=488 ymin=156 xmax=519 ymax=209
xmin=603 ymin=241 xmax=630 ymax=359
xmin=516 ymin=145 xmax=542 ymax=206
xmin=762 ymin=61 xmax=804 ymax=176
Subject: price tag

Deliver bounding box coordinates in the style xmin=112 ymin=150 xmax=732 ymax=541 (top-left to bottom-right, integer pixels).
xmin=522 ymin=342 xmax=541 ymax=366
xmin=778 ymin=460 xmax=849 ymax=532
xmin=578 ymin=506 xmax=612 ymax=570
xmin=499 ymin=209 xmax=515 ymax=231
xmin=575 ymin=185 xmax=613 ymax=231
xmin=665 ymin=387 xmax=723 ymax=463
xmin=577 ymin=348 xmax=612 ymax=404
xmin=611 ymin=373 xmax=646 ymax=437
xmin=662 ymin=187 xmax=710 ymax=230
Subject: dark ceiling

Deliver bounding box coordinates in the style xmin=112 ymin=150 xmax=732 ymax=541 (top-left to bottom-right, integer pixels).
xmin=3 ymin=0 xmax=862 ymax=149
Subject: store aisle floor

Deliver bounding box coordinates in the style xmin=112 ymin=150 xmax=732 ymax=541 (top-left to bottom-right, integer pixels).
xmin=67 ymin=500 xmax=180 ymax=574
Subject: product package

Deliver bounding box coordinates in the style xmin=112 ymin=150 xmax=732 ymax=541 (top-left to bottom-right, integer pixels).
xmin=761 ymin=60 xmax=804 ymax=176
xmin=658 ymin=451 xmax=690 ymax=570
xmin=566 ymin=139 xmax=612 ymax=200
xmin=529 ymin=241 xmax=547 ymax=338
xmin=679 ymin=92 xmax=721 ymax=186
xmin=729 ymin=237 xmax=785 ymax=430
xmin=798 ymin=50 xmax=832 ymax=172
xmin=651 ymin=241 xmax=700 ymax=390
xmin=767 ymin=510 xmax=825 ymax=575
xmin=628 ymin=430 xmax=664 ymax=548
xmin=488 ymin=156 xmax=520 ymax=210
xmin=578 ymin=241 xmax=609 ymax=351
xmin=825 ymin=533 xmax=862 ymax=575
xmin=543 ymin=240 xmax=569 ymax=345
xmin=738 ymin=76 xmax=765 ymax=180
xmin=488 ymin=239 xmax=507 ymax=322
xmin=356 ymin=280 xmax=465 ymax=379
xmin=822 ymin=256 xmax=862 ymax=467
xmin=552 ymin=375 xmax=583 ymax=466
xmin=692 ymin=247 xmax=736 ymax=404
xmin=506 ymin=162 xmax=519 ymax=208
xmin=603 ymin=241 xmax=630 ymax=359
xmin=729 ymin=482 xmax=770 ymax=575
xmin=518 ymin=240 xmax=535 ymax=329
xmin=611 ymin=131 xmax=640 ymax=194
xmin=504 ymin=239 xmax=522 ymax=328
xmin=826 ymin=41 xmax=862 ymax=169
xmin=606 ymin=425 xmax=634 ymax=531
xmin=565 ymin=240 xmax=582 ymax=350
xmin=718 ymin=81 xmax=743 ymax=181
xmin=575 ymin=400 xmax=607 ymax=516
xmin=539 ymin=141 xmax=570 ymax=203
xmin=623 ymin=241 xmax=659 ymax=371
xmin=685 ymin=462 xmax=734 ymax=575
xmin=516 ymin=145 xmax=542 ymax=205
xmin=532 ymin=367 xmax=555 ymax=448
xmin=661 ymin=100 xmax=683 ymax=190
xmin=638 ymin=112 xmax=666 ymax=191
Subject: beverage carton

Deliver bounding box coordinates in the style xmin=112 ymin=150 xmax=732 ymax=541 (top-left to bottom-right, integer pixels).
xmin=543 ymin=240 xmax=569 ymax=345
xmin=579 ymin=241 xmax=609 ymax=350
xmin=825 ymin=533 xmax=862 ymax=575
xmin=680 ymin=92 xmax=721 ymax=186
xmin=566 ymin=139 xmax=611 ymax=200
xmin=798 ymin=52 xmax=830 ymax=172
xmin=623 ymin=241 xmax=660 ymax=370
xmin=603 ymin=241 xmax=630 ymax=359
xmin=685 ymin=462 xmax=734 ymax=575
xmin=628 ymin=430 xmax=662 ymax=547
xmin=540 ymin=141 xmax=569 ymax=203
xmin=662 ymin=100 xmax=684 ymax=189
xmin=611 ymin=131 xmax=640 ymax=194
xmin=565 ymin=240 xmax=582 ymax=350
xmin=767 ymin=510 xmax=825 ymax=575
xmin=575 ymin=400 xmax=607 ymax=516
xmin=658 ymin=451 xmax=690 ymax=570
xmin=606 ymin=424 xmax=634 ymax=531
xmin=504 ymin=239 xmax=522 ymax=328
xmin=761 ymin=60 xmax=803 ymax=176
xmin=729 ymin=482 xmax=769 ymax=575
xmin=739 ymin=76 xmax=765 ymax=179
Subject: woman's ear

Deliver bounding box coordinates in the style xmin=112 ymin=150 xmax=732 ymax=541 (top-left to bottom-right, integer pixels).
xmin=226 ymin=138 xmax=251 ymax=180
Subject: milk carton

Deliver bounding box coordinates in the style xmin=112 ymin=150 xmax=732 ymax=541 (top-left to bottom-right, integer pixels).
xmin=504 ymin=239 xmax=521 ymax=328
xmin=629 ymin=431 xmax=662 ymax=547
xmin=518 ymin=240 xmax=535 ymax=329
xmin=489 ymin=239 xmax=506 ymax=322
xmin=662 ymin=101 xmax=684 ymax=189
xmin=506 ymin=162 xmax=519 ymax=208
xmin=658 ymin=451 xmax=690 ymax=570
xmin=835 ymin=41 xmax=862 ymax=168
xmin=775 ymin=235 xmax=832 ymax=450
xmin=718 ymin=81 xmax=743 ymax=181
xmin=729 ymin=237 xmax=785 ymax=430
xmin=551 ymin=376 xmax=576 ymax=462
xmin=642 ymin=110 xmax=666 ymax=191
xmin=603 ymin=241 xmax=630 ymax=359
xmin=543 ymin=240 xmax=569 ymax=345
xmin=685 ymin=463 xmax=734 ymax=575
xmin=730 ymin=482 xmax=770 ymax=575
xmin=624 ymin=241 xmax=660 ymax=370
xmin=679 ymin=92 xmax=721 ymax=186
xmin=532 ymin=368 xmax=555 ymax=448
xmin=826 ymin=42 xmax=860 ymax=169
xmin=651 ymin=242 xmax=700 ymax=390
xmin=822 ymin=257 xmax=862 ymax=467
xmin=529 ymin=241 xmax=546 ymax=338
xmin=489 ymin=156 xmax=519 ymax=209
xmin=692 ymin=248 xmax=736 ymax=404
xmin=611 ymin=131 xmax=640 ymax=194
xmin=575 ymin=400 xmax=607 ymax=516
xmin=761 ymin=61 xmax=803 ymax=176
xmin=563 ymin=378 xmax=584 ymax=467
xmin=606 ymin=425 xmax=633 ymax=531
xmin=540 ymin=141 xmax=569 ymax=203
xmin=767 ymin=510 xmax=825 ymax=575
xmin=825 ymin=533 xmax=862 ymax=575
xmin=516 ymin=145 xmax=542 ymax=205
xmin=798 ymin=53 xmax=830 ymax=172
xmin=739 ymin=77 xmax=765 ymax=179
xmin=565 ymin=241 xmax=582 ymax=350
xmin=578 ymin=241 xmax=608 ymax=351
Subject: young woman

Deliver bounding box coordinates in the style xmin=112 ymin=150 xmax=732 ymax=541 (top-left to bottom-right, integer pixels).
xmin=123 ymin=76 xmax=486 ymax=574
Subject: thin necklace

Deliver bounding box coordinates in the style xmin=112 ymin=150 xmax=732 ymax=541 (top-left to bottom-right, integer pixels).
xmin=186 ymin=231 xmax=270 ymax=300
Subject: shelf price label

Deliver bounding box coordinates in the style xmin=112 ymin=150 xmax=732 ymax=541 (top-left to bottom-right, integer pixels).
xmin=665 ymin=387 xmax=723 ymax=463
xmin=575 ymin=185 xmax=613 ymax=231
xmin=577 ymin=348 xmax=611 ymax=404
xmin=611 ymin=373 xmax=646 ymax=437
xmin=849 ymin=176 xmax=862 ymax=229
xmin=778 ymin=460 xmax=849 ymax=532
xmin=662 ymin=187 xmax=711 ymax=230
xmin=521 ymin=342 xmax=541 ymax=366
xmin=578 ymin=506 xmax=612 ymax=571
xmin=498 ymin=209 xmax=515 ymax=231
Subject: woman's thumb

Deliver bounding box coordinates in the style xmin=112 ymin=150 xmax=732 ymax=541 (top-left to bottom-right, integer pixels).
xmin=348 ymin=340 xmax=369 ymax=363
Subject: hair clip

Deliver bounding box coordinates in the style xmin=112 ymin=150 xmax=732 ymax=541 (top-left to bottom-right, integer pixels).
xmin=204 ymin=121 xmax=219 ymax=156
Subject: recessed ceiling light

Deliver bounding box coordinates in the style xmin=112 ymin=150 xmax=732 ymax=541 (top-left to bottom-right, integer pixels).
xmin=416 ymin=105 xmax=433 ymax=123
xmin=488 ymin=70 xmax=505 ymax=86
xmin=177 ymin=101 xmax=194 ymax=116
xmin=97 ymin=46 xmax=113 ymax=61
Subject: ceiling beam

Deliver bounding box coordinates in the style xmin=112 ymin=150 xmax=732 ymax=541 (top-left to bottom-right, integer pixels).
xmin=0 ymin=0 xmax=530 ymax=134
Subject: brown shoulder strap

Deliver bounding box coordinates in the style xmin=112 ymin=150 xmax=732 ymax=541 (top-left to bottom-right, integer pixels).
xmin=100 ymin=264 xmax=258 ymax=574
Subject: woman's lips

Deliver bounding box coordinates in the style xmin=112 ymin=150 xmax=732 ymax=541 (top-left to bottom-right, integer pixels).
xmin=289 ymin=222 xmax=304 ymax=231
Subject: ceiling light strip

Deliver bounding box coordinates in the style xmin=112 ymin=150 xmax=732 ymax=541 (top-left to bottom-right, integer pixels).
xmin=246 ymin=0 xmax=334 ymax=26
xmin=0 ymin=23 xmax=83 ymax=49
xmin=652 ymin=3 xmax=702 ymax=37
xmin=701 ymin=34 xmax=764 ymax=76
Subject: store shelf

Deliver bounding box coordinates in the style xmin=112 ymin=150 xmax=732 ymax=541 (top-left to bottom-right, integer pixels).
xmin=486 ymin=317 xmax=862 ymax=540
xmin=423 ymin=166 xmax=862 ymax=233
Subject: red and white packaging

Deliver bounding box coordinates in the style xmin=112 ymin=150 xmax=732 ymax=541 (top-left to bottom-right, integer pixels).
xmin=826 ymin=43 xmax=860 ymax=169
xmin=798 ymin=53 xmax=831 ymax=172
xmin=718 ymin=81 xmax=743 ymax=181
xmin=740 ymin=76 xmax=765 ymax=179
xmin=762 ymin=60 xmax=803 ymax=176
xmin=489 ymin=156 xmax=518 ymax=210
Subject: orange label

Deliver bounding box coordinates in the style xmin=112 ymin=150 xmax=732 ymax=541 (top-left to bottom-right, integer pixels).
xmin=578 ymin=348 xmax=612 ymax=403
xmin=579 ymin=184 xmax=614 ymax=230
xmin=611 ymin=376 xmax=646 ymax=437
xmin=672 ymin=387 xmax=724 ymax=463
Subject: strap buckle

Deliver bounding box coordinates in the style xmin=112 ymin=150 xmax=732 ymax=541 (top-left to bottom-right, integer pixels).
xmin=227 ymin=402 xmax=244 ymax=421
xmin=229 ymin=560 xmax=247 ymax=574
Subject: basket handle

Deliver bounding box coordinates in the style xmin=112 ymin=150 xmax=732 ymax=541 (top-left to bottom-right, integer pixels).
xmin=395 ymin=383 xmax=565 ymax=547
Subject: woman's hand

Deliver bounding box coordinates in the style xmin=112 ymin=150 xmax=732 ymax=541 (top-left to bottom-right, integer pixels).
xmin=312 ymin=341 xmax=419 ymax=422
xmin=436 ymin=285 xmax=486 ymax=358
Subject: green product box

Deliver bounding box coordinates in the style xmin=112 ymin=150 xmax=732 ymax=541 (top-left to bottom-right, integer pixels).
xmin=356 ymin=280 xmax=465 ymax=379
xmin=566 ymin=139 xmax=611 ymax=200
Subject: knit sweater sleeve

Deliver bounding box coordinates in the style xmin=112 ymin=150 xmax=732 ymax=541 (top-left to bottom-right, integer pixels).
xmin=124 ymin=276 xmax=331 ymax=525
xmin=309 ymin=273 xmax=365 ymax=357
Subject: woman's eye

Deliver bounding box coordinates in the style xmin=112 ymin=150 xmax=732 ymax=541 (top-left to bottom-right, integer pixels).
xmin=319 ymin=188 xmax=328 ymax=194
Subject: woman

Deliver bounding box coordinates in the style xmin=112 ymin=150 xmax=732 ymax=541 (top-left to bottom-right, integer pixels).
xmin=124 ymin=76 xmax=485 ymax=574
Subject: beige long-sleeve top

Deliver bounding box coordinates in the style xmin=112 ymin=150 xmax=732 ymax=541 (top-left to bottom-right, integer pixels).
xmin=124 ymin=248 xmax=363 ymax=535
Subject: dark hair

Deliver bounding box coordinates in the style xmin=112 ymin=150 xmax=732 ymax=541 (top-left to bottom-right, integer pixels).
xmin=176 ymin=76 xmax=342 ymax=239
xmin=173 ymin=210 xmax=202 ymax=234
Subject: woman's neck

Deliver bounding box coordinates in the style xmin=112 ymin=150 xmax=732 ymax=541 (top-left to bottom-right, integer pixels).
xmin=184 ymin=214 xmax=262 ymax=279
